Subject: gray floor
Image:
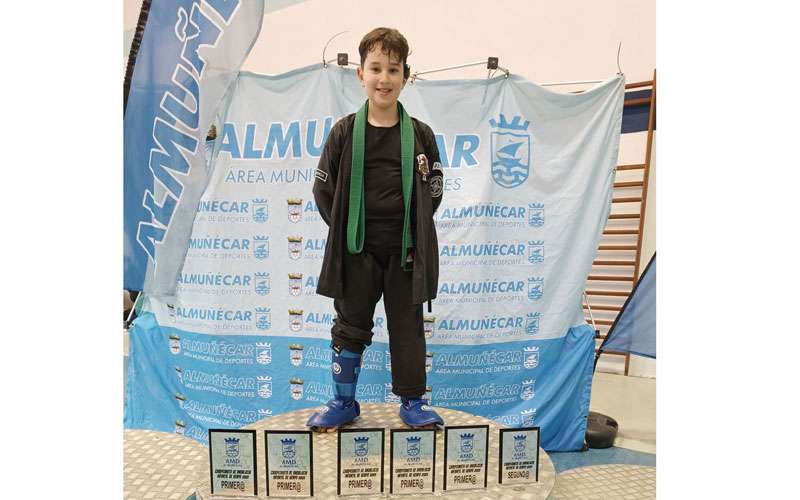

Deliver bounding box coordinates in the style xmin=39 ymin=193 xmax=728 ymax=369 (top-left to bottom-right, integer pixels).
xmin=589 ymin=371 xmax=656 ymax=454
xmin=548 ymin=370 xmax=656 ymax=474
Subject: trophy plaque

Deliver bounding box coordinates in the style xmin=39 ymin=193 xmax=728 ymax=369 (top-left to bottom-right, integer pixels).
xmin=443 ymin=425 xmax=489 ymax=491
xmin=498 ymin=427 xmax=540 ymax=485
xmin=336 ymin=428 xmax=384 ymax=495
xmin=208 ymin=429 xmax=258 ymax=496
xmin=265 ymin=430 xmax=313 ymax=497
xmin=389 ymin=429 xmax=436 ymax=495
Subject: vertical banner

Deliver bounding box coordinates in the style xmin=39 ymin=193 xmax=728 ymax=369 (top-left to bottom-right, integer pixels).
xmin=124 ymin=65 xmax=624 ymax=451
xmin=124 ymin=0 xmax=265 ymax=293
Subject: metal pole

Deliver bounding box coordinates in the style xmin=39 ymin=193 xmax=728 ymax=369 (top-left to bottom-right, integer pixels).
xmin=324 ymin=58 xmax=359 ymax=67
xmin=586 ymin=291 xmax=605 ymax=372
xmin=583 ymin=292 xmax=597 ymax=332
xmin=326 ymin=59 xmax=613 ymax=86
xmin=541 ymin=79 xmax=604 ymax=87
xmin=321 ymin=31 xmax=348 ymax=68
xmin=412 ymin=60 xmax=488 ymax=77
xmin=124 ymin=291 xmax=142 ymax=330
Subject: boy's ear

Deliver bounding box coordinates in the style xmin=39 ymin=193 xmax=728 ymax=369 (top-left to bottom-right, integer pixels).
xmin=403 ymin=63 xmax=411 ymax=80
xmin=356 ymin=66 xmax=364 ymax=85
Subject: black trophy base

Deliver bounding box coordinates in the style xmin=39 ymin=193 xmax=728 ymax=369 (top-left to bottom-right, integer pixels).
xmin=585 ymin=411 xmax=618 ymax=449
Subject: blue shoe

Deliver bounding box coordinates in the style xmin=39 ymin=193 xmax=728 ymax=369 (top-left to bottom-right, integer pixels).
xmin=306 ymin=398 xmax=360 ymax=430
xmin=306 ymin=345 xmax=363 ymax=431
xmin=399 ymin=398 xmax=444 ymax=428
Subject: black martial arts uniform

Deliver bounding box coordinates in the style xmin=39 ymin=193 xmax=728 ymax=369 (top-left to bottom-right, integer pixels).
xmin=312 ymin=113 xmax=443 ymax=398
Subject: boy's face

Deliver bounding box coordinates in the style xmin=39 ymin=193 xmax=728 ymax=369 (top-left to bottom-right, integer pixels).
xmin=357 ymin=44 xmax=406 ymax=113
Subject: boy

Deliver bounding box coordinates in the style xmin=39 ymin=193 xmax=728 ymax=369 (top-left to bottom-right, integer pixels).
xmin=307 ymin=27 xmax=445 ymax=432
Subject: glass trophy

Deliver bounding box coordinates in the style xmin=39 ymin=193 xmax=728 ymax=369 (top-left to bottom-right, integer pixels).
xmin=265 ymin=430 xmax=313 ymax=497
xmin=498 ymin=427 xmax=540 ymax=485
xmin=208 ymin=429 xmax=258 ymax=496
xmin=337 ymin=428 xmax=384 ymax=495
xmin=389 ymin=429 xmax=436 ymax=495
xmin=443 ymin=425 xmax=489 ymax=491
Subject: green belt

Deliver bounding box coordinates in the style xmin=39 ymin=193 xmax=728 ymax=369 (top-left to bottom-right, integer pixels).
xmin=347 ymin=100 xmax=414 ymax=269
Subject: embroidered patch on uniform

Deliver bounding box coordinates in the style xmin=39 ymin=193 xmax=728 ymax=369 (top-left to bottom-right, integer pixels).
xmin=416 ymin=154 xmax=429 ymax=176
xmin=430 ymin=175 xmax=443 ymax=198
xmin=432 ymin=161 xmax=442 ymax=171
xmin=315 ymin=168 xmax=328 ymax=182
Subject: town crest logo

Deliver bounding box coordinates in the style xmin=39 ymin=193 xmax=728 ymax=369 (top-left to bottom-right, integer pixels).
xmin=287 ymin=198 xmax=302 ymax=223
xmin=490 ymin=114 xmax=531 ymax=189
xmin=252 ymin=198 xmax=269 ymax=223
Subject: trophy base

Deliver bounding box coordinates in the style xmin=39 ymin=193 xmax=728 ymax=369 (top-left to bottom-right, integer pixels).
xmin=585 ymin=411 xmax=619 ymax=449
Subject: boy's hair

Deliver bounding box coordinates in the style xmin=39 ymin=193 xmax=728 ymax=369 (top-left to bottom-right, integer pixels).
xmin=358 ymin=27 xmax=410 ymax=79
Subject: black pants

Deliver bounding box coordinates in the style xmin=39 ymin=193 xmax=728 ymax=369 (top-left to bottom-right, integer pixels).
xmin=331 ymin=251 xmax=426 ymax=398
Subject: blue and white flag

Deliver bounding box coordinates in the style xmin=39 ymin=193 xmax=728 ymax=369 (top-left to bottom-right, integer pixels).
xmin=125 ymin=65 xmax=624 ymax=451
xmin=600 ymin=254 xmax=656 ymax=359
xmin=124 ymin=0 xmax=265 ymax=294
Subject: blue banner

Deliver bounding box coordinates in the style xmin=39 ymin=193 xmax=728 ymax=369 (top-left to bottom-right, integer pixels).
xmin=124 ymin=0 xmax=264 ymax=292
xmin=600 ymin=254 xmax=656 ymax=359
xmin=125 ymin=65 xmax=624 ymax=451
xmin=126 ymin=313 xmax=594 ymax=449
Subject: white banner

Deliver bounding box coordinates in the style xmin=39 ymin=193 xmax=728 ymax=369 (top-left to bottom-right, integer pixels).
xmin=127 ymin=65 xmax=624 ymax=451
